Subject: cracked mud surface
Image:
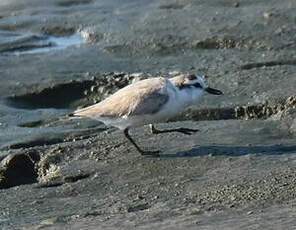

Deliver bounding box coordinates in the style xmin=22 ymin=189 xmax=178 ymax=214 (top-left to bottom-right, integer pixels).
xmin=0 ymin=0 xmax=296 ymax=229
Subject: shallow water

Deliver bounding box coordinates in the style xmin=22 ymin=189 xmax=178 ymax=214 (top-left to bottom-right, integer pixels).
xmin=11 ymin=34 xmax=83 ymax=55
xmin=0 ymin=31 xmax=83 ymax=54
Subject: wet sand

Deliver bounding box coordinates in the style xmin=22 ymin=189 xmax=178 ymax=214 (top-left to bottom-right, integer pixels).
xmin=0 ymin=0 xmax=296 ymax=229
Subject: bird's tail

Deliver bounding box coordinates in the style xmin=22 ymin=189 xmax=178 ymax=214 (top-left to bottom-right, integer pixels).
xmin=58 ymin=112 xmax=85 ymax=121
xmin=42 ymin=112 xmax=83 ymax=127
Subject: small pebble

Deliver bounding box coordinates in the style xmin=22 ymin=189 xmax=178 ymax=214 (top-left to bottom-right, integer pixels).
xmin=233 ymin=2 xmax=240 ymax=8
xmin=263 ymin=12 xmax=274 ymax=19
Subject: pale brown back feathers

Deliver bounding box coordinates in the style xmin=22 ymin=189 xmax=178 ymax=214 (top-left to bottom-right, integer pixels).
xmin=73 ymin=77 xmax=169 ymax=118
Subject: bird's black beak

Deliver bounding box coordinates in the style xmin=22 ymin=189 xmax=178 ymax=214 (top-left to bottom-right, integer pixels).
xmin=205 ymin=87 xmax=223 ymax=95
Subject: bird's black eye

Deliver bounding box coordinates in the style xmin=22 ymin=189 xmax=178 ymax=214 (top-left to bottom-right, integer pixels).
xmin=193 ymin=82 xmax=202 ymax=88
xmin=187 ymin=74 xmax=197 ymax=80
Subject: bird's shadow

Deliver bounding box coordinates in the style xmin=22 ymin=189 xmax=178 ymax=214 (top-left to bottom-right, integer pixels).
xmin=157 ymin=144 xmax=296 ymax=158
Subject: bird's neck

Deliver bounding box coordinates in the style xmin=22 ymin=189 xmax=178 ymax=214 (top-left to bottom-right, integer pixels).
xmin=174 ymin=86 xmax=204 ymax=106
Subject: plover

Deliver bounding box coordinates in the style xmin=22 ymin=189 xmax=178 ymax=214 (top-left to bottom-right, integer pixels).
xmin=70 ymin=74 xmax=222 ymax=155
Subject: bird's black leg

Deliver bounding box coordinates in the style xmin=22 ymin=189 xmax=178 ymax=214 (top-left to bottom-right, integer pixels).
xmin=149 ymin=124 xmax=199 ymax=135
xmin=123 ymin=128 xmax=160 ymax=156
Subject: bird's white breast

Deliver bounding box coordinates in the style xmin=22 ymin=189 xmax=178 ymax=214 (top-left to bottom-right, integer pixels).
xmin=160 ymin=84 xmax=204 ymax=115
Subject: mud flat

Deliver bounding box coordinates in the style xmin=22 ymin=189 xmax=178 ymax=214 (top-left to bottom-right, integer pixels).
xmin=1 ymin=0 xmax=296 ymax=229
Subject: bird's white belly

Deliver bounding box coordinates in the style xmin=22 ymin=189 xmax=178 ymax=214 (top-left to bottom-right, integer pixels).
xmin=96 ymin=101 xmax=182 ymax=130
xmin=96 ymin=115 xmax=161 ymax=130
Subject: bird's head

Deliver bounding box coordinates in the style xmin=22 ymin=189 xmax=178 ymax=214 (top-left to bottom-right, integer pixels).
xmin=170 ymin=74 xmax=223 ymax=95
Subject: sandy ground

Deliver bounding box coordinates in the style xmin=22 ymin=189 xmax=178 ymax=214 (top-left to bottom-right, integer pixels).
xmin=0 ymin=0 xmax=296 ymax=229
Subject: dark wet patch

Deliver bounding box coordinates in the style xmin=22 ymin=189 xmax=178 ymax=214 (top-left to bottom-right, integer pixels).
xmin=57 ymin=0 xmax=92 ymax=7
xmin=240 ymin=59 xmax=296 ymax=70
xmin=36 ymin=181 xmax=64 ymax=188
xmin=3 ymin=137 xmax=64 ymax=150
xmin=5 ymin=80 xmax=96 ymax=109
xmin=0 ymin=151 xmax=40 ymax=189
xmin=41 ymin=26 xmax=76 ymax=37
xmin=18 ymin=120 xmax=45 ymax=128
xmin=159 ymin=3 xmax=186 ymax=9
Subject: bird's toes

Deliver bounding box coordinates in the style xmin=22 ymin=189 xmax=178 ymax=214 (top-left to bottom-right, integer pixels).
xmin=185 ymin=132 xmax=193 ymax=135
xmin=182 ymin=131 xmax=192 ymax=135
xmin=178 ymin=128 xmax=199 ymax=135
xmin=189 ymin=129 xmax=199 ymax=133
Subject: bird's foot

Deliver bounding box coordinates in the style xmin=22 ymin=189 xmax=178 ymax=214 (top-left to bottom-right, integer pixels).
xmin=149 ymin=124 xmax=199 ymax=136
xmin=174 ymin=127 xmax=199 ymax=135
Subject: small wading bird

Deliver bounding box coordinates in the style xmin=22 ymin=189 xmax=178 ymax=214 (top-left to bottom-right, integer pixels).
xmin=70 ymin=74 xmax=223 ymax=155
